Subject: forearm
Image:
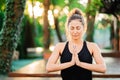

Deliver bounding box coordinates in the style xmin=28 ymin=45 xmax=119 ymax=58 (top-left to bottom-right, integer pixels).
xmin=46 ymin=62 xmax=73 ymax=72
xmin=77 ymin=62 xmax=106 ymax=73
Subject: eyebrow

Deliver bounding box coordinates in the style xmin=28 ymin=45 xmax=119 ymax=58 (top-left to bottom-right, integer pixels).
xmin=70 ymin=25 xmax=81 ymax=27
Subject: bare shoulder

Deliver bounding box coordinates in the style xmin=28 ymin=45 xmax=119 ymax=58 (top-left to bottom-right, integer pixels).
xmin=86 ymin=41 xmax=101 ymax=54
xmin=55 ymin=42 xmax=67 ymax=53
xmin=55 ymin=42 xmax=66 ymax=48
xmin=87 ymin=41 xmax=99 ymax=47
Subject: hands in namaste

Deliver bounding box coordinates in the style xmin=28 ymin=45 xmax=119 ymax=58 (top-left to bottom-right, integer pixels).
xmin=71 ymin=44 xmax=81 ymax=66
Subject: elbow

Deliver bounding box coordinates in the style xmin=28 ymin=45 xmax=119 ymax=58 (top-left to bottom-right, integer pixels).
xmin=95 ymin=64 xmax=107 ymax=73
xmin=46 ymin=66 xmax=52 ymax=72
xmin=46 ymin=64 xmax=55 ymax=72
xmin=100 ymin=65 xmax=107 ymax=73
xmin=102 ymin=66 xmax=107 ymax=73
xmin=100 ymin=67 xmax=106 ymax=73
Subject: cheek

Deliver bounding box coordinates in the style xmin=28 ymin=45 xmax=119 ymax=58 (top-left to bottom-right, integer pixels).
xmin=80 ymin=30 xmax=84 ymax=35
xmin=79 ymin=28 xmax=84 ymax=33
xmin=69 ymin=30 xmax=73 ymax=35
xmin=79 ymin=29 xmax=83 ymax=33
xmin=68 ymin=28 xmax=72 ymax=33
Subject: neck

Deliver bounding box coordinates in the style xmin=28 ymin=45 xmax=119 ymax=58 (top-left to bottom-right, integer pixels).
xmin=70 ymin=39 xmax=83 ymax=44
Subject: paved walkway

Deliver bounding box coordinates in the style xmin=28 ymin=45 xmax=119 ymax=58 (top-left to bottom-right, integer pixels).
xmin=5 ymin=57 xmax=120 ymax=80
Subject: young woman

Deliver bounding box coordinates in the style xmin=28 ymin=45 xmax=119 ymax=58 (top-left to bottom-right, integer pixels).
xmin=46 ymin=8 xmax=106 ymax=80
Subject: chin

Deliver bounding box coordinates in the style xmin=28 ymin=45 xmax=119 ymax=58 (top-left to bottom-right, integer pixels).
xmin=72 ymin=37 xmax=79 ymax=40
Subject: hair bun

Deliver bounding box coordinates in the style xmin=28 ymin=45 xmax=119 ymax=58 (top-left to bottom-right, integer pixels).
xmin=71 ymin=8 xmax=82 ymax=16
xmin=74 ymin=9 xmax=82 ymax=15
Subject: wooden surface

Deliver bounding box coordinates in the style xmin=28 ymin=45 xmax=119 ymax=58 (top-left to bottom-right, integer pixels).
xmin=101 ymin=50 xmax=120 ymax=57
xmin=8 ymin=72 xmax=120 ymax=78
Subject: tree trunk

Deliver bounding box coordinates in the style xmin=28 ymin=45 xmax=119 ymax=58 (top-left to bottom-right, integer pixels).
xmin=110 ymin=16 xmax=120 ymax=51
xmin=110 ymin=20 xmax=116 ymax=50
xmin=85 ymin=0 xmax=95 ymax=42
xmin=0 ymin=0 xmax=26 ymax=74
xmin=116 ymin=23 xmax=119 ymax=50
xmin=19 ymin=18 xmax=35 ymax=59
xmin=116 ymin=15 xmax=120 ymax=51
xmin=86 ymin=16 xmax=95 ymax=42
xmin=43 ymin=0 xmax=50 ymax=50
xmin=54 ymin=17 xmax=63 ymax=42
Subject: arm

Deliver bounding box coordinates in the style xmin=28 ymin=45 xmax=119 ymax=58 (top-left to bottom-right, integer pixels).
xmin=75 ymin=43 xmax=106 ymax=73
xmin=46 ymin=43 xmax=75 ymax=72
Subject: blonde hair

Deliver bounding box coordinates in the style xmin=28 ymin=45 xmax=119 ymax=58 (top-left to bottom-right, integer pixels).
xmin=65 ymin=8 xmax=87 ymax=40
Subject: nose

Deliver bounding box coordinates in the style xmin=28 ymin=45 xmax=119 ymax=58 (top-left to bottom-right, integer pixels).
xmin=73 ymin=29 xmax=77 ymax=33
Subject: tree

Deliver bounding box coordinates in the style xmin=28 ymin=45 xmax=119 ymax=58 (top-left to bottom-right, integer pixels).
xmin=50 ymin=0 xmax=66 ymax=42
xmin=43 ymin=0 xmax=50 ymax=50
xmin=85 ymin=0 xmax=103 ymax=41
xmin=0 ymin=0 xmax=5 ymax=31
xmin=100 ymin=0 xmax=120 ymax=51
xmin=0 ymin=0 xmax=26 ymax=74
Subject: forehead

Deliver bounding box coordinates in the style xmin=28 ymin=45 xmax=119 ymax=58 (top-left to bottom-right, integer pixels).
xmin=69 ymin=19 xmax=83 ymax=27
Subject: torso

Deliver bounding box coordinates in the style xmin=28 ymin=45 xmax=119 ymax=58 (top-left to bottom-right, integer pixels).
xmin=59 ymin=41 xmax=93 ymax=80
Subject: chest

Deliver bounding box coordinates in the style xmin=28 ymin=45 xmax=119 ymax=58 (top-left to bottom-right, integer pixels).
xmin=60 ymin=46 xmax=92 ymax=64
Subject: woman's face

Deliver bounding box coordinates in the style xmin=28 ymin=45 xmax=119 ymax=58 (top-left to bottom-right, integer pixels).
xmin=68 ymin=19 xmax=84 ymax=40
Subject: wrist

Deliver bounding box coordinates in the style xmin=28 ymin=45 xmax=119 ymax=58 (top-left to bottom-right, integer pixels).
xmin=70 ymin=60 xmax=75 ymax=66
xmin=76 ymin=60 xmax=81 ymax=66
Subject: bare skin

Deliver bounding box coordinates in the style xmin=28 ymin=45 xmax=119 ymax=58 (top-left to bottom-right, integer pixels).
xmin=46 ymin=19 xmax=106 ymax=73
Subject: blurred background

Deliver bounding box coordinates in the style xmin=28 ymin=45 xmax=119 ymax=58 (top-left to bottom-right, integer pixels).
xmin=0 ymin=0 xmax=120 ymax=79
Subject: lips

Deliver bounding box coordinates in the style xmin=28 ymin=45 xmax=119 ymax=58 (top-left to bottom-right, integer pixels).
xmin=72 ymin=35 xmax=79 ymax=37
xmin=72 ymin=34 xmax=78 ymax=36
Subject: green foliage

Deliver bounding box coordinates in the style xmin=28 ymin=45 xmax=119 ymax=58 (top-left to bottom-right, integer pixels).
xmin=0 ymin=0 xmax=6 ymax=11
xmin=0 ymin=0 xmax=26 ymax=74
xmin=85 ymin=0 xmax=103 ymax=16
xmin=34 ymin=20 xmax=44 ymax=47
xmin=36 ymin=0 xmax=44 ymax=2
xmin=51 ymin=0 xmax=65 ymax=7
xmin=0 ymin=11 xmax=4 ymax=31
xmin=69 ymin=0 xmax=85 ymax=12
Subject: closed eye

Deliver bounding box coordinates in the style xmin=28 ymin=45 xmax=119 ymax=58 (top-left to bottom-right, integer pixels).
xmin=70 ymin=26 xmax=74 ymax=30
xmin=76 ymin=26 xmax=81 ymax=30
